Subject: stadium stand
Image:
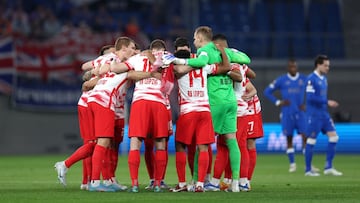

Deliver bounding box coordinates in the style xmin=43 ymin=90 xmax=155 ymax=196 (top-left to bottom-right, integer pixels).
xmin=0 ymin=0 xmax=346 ymax=58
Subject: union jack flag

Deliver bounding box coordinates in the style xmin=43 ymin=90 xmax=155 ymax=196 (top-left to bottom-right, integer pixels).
xmin=0 ymin=36 xmax=14 ymax=95
xmin=16 ymin=44 xmax=76 ymax=82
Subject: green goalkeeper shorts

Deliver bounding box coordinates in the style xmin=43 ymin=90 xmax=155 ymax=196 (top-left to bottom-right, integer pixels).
xmin=210 ymin=102 xmax=237 ymax=134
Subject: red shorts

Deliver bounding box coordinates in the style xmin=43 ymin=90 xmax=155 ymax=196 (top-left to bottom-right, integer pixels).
xmin=88 ymin=102 xmax=115 ymax=138
xmin=78 ymin=105 xmax=95 ymax=142
xmin=236 ymin=116 xmax=249 ymax=147
xmin=247 ymin=113 xmax=264 ymax=139
xmin=176 ymin=111 xmax=215 ymax=145
xmin=114 ymin=119 xmax=124 ymax=143
xmin=128 ymin=100 xmax=169 ymax=139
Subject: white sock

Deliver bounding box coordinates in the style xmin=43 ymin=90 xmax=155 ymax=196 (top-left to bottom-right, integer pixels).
xmin=91 ymin=180 xmax=100 ymax=187
xmin=239 ymin=178 xmax=248 ymax=185
xmin=179 ymin=182 xmax=186 ymax=188
xmin=196 ymin=181 xmax=204 ymax=188
xmin=210 ymin=178 xmax=220 ymax=186
xmin=103 ymin=179 xmax=112 ymax=186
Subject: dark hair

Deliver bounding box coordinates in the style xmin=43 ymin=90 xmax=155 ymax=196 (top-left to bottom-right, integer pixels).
xmin=150 ymin=39 xmax=166 ymax=50
xmin=212 ymin=33 xmax=227 ymax=41
xmin=99 ymin=45 xmax=114 ymax=56
xmin=314 ymin=54 xmax=329 ymax=67
xmin=174 ymin=50 xmax=191 ymax=59
xmin=174 ymin=37 xmax=190 ymax=50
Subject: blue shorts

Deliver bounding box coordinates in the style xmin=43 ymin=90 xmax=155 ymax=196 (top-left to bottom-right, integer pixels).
xmin=305 ymin=112 xmax=336 ymax=138
xmin=281 ymin=111 xmax=306 ymax=136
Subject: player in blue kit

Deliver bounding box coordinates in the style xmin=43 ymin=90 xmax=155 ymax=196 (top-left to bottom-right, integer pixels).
xmin=264 ymin=59 xmax=310 ymax=172
xmin=304 ymin=55 xmax=343 ymax=177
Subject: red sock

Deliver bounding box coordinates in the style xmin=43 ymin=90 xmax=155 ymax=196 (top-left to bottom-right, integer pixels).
xmin=128 ymin=150 xmax=140 ymax=186
xmin=175 ymin=151 xmax=187 ymax=182
xmin=144 ymin=139 xmax=154 ymax=180
xmin=248 ymin=148 xmax=257 ymax=180
xmin=161 ymin=140 xmax=168 ymax=180
xmin=102 ymin=148 xmax=111 ymax=181
xmin=198 ymin=151 xmax=209 ymax=182
xmin=82 ymin=159 xmax=88 ymax=184
xmin=110 ymin=147 xmax=119 ymax=178
xmin=154 ymin=150 xmax=167 ymax=186
xmin=65 ymin=142 xmax=95 ymax=168
xmin=207 ymin=145 xmax=213 ymax=174
xmin=91 ymin=144 xmax=107 ymax=181
xmin=187 ymin=142 xmax=196 ymax=176
xmin=84 ymin=156 xmax=92 ymax=183
xmin=238 ymin=134 xmax=250 ymax=178
xmin=224 ymin=158 xmax=231 ymax=179
xmin=213 ymin=140 xmax=229 ymax=179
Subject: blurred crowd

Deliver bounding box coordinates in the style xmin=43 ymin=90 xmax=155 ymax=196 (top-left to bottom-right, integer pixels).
xmin=0 ymin=0 xmax=188 ymax=51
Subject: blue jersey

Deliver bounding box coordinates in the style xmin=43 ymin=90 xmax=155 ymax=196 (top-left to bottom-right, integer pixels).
xmin=264 ymin=73 xmax=307 ymax=115
xmin=305 ymin=71 xmax=328 ymax=116
xmin=305 ymin=71 xmax=335 ymax=137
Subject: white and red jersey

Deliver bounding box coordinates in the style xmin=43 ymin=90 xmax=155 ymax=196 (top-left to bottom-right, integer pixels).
xmin=91 ymin=52 xmax=117 ymax=69
xmin=125 ymin=54 xmax=167 ymax=105
xmin=114 ymin=88 xmax=126 ymax=119
xmin=246 ymin=94 xmax=262 ymax=115
xmin=78 ymin=75 xmax=99 ymax=107
xmin=87 ymin=72 xmax=128 ymax=111
xmin=87 ymin=54 xmax=128 ymax=111
xmin=233 ymin=64 xmax=249 ymax=117
xmin=78 ymin=91 xmax=90 ymax=107
xmin=177 ymin=64 xmax=217 ymax=115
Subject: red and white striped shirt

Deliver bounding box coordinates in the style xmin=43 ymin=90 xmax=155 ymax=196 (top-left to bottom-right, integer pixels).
xmin=87 ymin=54 xmax=128 ymax=111
xmin=234 ymin=64 xmax=249 ymax=117
xmin=177 ymin=64 xmax=217 ymax=115
xmin=246 ymin=94 xmax=262 ymax=115
xmin=126 ymin=54 xmax=167 ymax=105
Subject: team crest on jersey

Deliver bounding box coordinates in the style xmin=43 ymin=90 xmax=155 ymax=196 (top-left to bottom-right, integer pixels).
xmin=306 ymin=81 xmax=315 ymax=93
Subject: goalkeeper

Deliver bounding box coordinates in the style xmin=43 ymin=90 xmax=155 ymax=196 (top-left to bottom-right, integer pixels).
xmin=163 ymin=26 xmax=250 ymax=192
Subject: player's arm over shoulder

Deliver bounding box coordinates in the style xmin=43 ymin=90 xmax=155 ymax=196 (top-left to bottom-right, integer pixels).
xmin=82 ymin=77 xmax=99 ymax=91
xmin=173 ymin=65 xmax=193 ymax=78
xmin=227 ymin=48 xmax=251 ymax=65
xmin=227 ymin=67 xmax=242 ymax=82
xmin=186 ymin=50 xmax=209 ymax=68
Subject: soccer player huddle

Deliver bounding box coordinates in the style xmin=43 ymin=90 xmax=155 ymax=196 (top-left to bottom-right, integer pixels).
xmin=54 ymin=25 xmax=264 ymax=193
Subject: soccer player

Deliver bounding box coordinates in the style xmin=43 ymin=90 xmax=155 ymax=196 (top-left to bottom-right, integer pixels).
xmin=54 ymin=45 xmax=115 ymax=189
xmin=117 ymin=39 xmax=170 ymax=193
xmin=241 ymin=82 xmax=264 ymax=191
xmin=304 ymin=55 xmax=343 ymax=176
xmin=178 ymin=31 xmax=246 ymax=193
xmin=171 ymin=37 xmax=213 ymax=186
xmin=163 ymin=27 xmax=249 ymax=192
xmin=170 ymin=37 xmax=231 ymax=192
xmin=86 ymin=37 xmax=138 ymax=192
xmin=263 ymin=59 xmax=309 ymax=172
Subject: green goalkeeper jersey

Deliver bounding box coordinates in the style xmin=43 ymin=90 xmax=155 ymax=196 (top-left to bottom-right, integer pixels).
xmin=187 ymin=42 xmax=251 ymax=105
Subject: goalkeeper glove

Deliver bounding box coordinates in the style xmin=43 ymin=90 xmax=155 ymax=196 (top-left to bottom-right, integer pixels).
xmin=162 ymin=53 xmax=187 ymax=65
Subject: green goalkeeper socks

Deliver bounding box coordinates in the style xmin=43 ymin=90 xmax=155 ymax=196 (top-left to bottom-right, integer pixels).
xmin=226 ymin=138 xmax=240 ymax=180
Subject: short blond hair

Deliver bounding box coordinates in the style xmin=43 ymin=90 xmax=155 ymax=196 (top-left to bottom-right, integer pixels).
xmin=195 ymin=26 xmax=213 ymax=41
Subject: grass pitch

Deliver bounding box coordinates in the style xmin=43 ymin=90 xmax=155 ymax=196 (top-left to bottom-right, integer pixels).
xmin=0 ymin=154 xmax=359 ymax=203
